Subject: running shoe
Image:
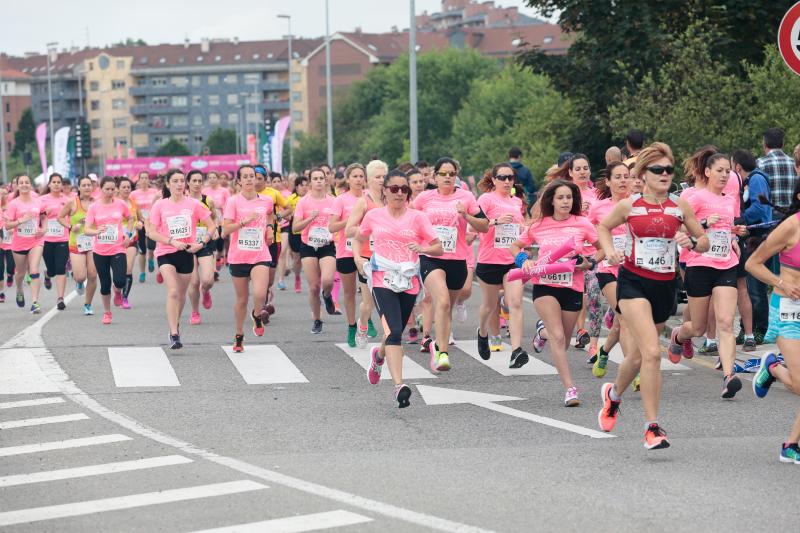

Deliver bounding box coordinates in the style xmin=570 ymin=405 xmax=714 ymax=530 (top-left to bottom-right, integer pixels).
xmin=213 ymin=271 xmax=220 ymax=282
xmin=148 ymin=258 xmax=155 ymax=273
xmin=632 ymin=373 xmax=641 ymax=392
xmin=509 ymin=347 xmax=529 ymax=369
xmin=407 ymin=327 xmax=419 ymax=344
xmin=56 ymin=297 xmax=66 ymax=311
xmin=367 ymin=319 xmax=378 ymax=338
xmin=277 ymin=280 xmax=286 ymax=291
xmin=202 ymin=289 xmax=212 ymax=310
xmin=454 ymin=302 xmax=467 ymax=323
xmin=598 ymin=383 xmax=621 ymax=432
xmin=5 ymin=274 xmax=12 ymax=287
xmin=356 ymin=321 xmax=369 ymax=348
xmin=604 ymin=308 xmax=615 ymax=330
xmin=668 ymin=328 xmax=684 ymax=364
xmin=743 ymin=338 xmax=757 ymax=352
xmin=593 ymin=346 xmax=609 ymax=378
xmin=30 ymin=302 xmax=41 ymax=314
xmin=266 ymin=289 xmax=275 ymax=315
xmin=322 ymin=292 xmax=336 ymax=315
xmin=586 ymin=352 xmax=597 ymax=365
xmin=735 ymin=330 xmax=745 ymax=345
xmin=44 ymin=276 xmax=52 ymax=290
xmin=564 ymin=386 xmax=580 ymax=407
xmin=311 ymin=319 xmax=323 ymax=334
xmin=0 ymin=293 xmax=4 ymax=303
xmin=721 ymin=374 xmax=742 ymax=399
xmin=76 ymin=281 xmax=85 ymax=295
xmin=121 ymin=297 xmax=131 ymax=310
xmin=395 ymin=383 xmax=412 ymax=408
xmin=169 ymin=333 xmax=182 ymax=349
xmin=16 ymin=292 xmax=24 ymax=308
xmin=156 ymin=272 xmax=164 ymax=284
xmin=449 ymin=332 xmax=456 ymax=346
xmin=644 ymin=423 xmax=670 ymax=450
xmin=715 ymin=357 xmax=723 ymax=370
xmin=680 ymin=332 xmax=694 ymax=359
xmin=477 ymin=328 xmax=490 ymax=360
xmin=780 ymin=443 xmax=800 ymax=464
xmin=113 ymin=288 xmax=122 ymax=307
xmin=232 ymin=334 xmax=244 ymax=353
xmin=259 ymin=304 xmax=270 ymax=325
xmin=294 ymin=275 xmax=301 ymax=293
xmin=698 ymin=342 xmax=718 ymax=356
xmin=191 ymin=311 xmax=202 ymax=325
xmin=102 ymin=311 xmax=112 ymax=324
xmin=84 ymin=303 xmax=93 ymax=316
xmin=754 ymin=331 xmax=765 ymax=345
xmin=533 ymin=319 xmax=547 ymax=353
xmin=24 ymin=274 xmax=31 ymax=285
xmin=347 ymin=324 xmax=357 ymax=348
xmin=435 ymin=351 xmax=451 ymax=372
xmin=367 ymin=345 xmax=384 ymax=384
xmin=139 ymin=273 xmax=146 ymax=283
xmin=420 ymin=336 xmax=433 ymax=354
xmin=490 ymin=335 xmax=503 ymax=352
xmin=251 ymin=311 xmax=265 ymax=336
xmin=574 ymin=328 xmax=590 ymax=349
xmin=753 ymin=352 xmax=779 ymax=399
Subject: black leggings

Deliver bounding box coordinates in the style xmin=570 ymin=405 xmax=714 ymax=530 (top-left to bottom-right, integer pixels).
xmin=0 ymin=250 xmax=15 ymax=280
xmin=372 ymin=287 xmax=416 ymax=346
xmin=93 ymin=253 xmax=127 ymax=295
xmin=43 ymin=241 xmax=69 ymax=277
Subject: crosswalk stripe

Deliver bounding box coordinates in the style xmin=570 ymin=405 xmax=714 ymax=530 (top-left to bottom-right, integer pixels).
xmin=222 ymin=345 xmax=309 ymax=384
xmin=0 ymin=434 xmax=132 ymax=457
xmin=600 ymin=337 xmax=691 ymax=370
xmin=190 ymin=509 xmax=373 ymax=532
xmin=0 ymin=480 xmax=267 ymax=527
xmin=0 ymin=397 xmax=65 ymax=409
xmin=0 ymin=348 xmax=60 ymax=395
xmin=0 ymin=413 xmax=89 ymax=430
xmin=457 ymin=340 xmax=558 ymax=376
xmin=335 ymin=343 xmax=436 ymax=380
xmin=0 ymin=455 xmax=193 ymax=488
xmin=108 ymin=347 xmax=181 ymax=387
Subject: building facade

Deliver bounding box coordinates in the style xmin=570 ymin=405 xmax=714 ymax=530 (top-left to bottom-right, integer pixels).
xmin=0 ymin=68 xmax=32 ymax=154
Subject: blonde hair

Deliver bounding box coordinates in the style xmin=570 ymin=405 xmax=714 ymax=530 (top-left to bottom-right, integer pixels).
xmin=366 ymin=159 xmax=388 ymax=179
xmin=793 ymin=144 xmax=800 ymax=166
xmin=632 ymin=142 xmax=674 ymax=180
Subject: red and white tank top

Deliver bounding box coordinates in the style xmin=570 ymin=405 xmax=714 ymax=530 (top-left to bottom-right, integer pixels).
xmin=623 ymin=194 xmax=683 ymax=281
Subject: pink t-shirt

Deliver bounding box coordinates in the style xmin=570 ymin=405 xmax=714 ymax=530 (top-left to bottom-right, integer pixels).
xmin=223 ymin=193 xmax=274 ymax=265
xmin=130 ymin=188 xmax=160 ymax=219
xmin=149 ymin=196 xmax=213 ymax=258
xmin=6 ymin=196 xmax=44 ymax=252
xmin=723 ymin=171 xmax=741 ymax=217
xmin=202 ymin=186 xmax=230 ymax=217
xmin=39 ymin=193 xmax=71 ymax=243
xmin=330 ymin=191 xmax=362 ymax=259
xmin=519 ymin=215 xmax=598 ymax=292
xmin=0 ymin=208 xmax=9 ymax=251
xmin=413 ymin=188 xmax=481 ymax=261
xmin=85 ymin=198 xmax=131 ymax=256
xmin=294 ymin=194 xmax=336 ymax=248
xmin=678 ymin=187 xmax=699 ymax=263
xmin=359 ymin=207 xmax=437 ymax=295
xmin=588 ymin=197 xmax=626 ymax=276
xmin=477 ymin=191 xmax=525 ymax=265
xmin=686 ymin=188 xmax=739 ymax=270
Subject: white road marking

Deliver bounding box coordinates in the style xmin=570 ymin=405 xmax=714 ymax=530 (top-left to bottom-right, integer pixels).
xmin=0 ymin=397 xmax=65 ymax=409
xmin=0 ymin=348 xmax=61 ymax=394
xmin=335 ymin=343 xmax=436 ymax=381
xmin=108 ymin=346 xmax=181 ymax=387
xmin=0 ymin=455 xmax=193 ymax=487
xmin=0 ymin=434 xmax=132 ymax=457
xmin=601 ymin=337 xmax=691 ymax=370
xmin=0 ymin=413 xmax=89 ymax=430
xmin=222 ymin=345 xmax=309 ymax=384
xmin=190 ymin=510 xmax=373 ymax=533
xmin=457 ymin=340 xmax=557 ymax=376
xmin=0 ymin=480 xmax=267 ymax=527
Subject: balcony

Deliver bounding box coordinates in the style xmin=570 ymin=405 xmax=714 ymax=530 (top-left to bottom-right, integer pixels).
xmin=257 ymin=81 xmax=289 ymax=92
xmin=130 ymin=85 xmax=190 ymax=97
xmin=263 ymin=100 xmax=290 ymax=111
xmin=130 ymin=104 xmax=190 ymax=116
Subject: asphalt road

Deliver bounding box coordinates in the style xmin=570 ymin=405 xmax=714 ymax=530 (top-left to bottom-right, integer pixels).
xmin=1 ymin=268 xmax=798 ymax=532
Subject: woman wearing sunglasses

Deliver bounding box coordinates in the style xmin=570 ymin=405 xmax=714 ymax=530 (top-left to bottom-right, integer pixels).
xmin=414 ymin=157 xmax=489 ymax=372
xmin=597 ymin=142 xmax=709 ymax=449
xmin=668 ymin=147 xmax=747 ymax=398
xmin=354 ymin=169 xmax=443 ymax=408
xmin=475 ymin=163 xmax=528 ymax=368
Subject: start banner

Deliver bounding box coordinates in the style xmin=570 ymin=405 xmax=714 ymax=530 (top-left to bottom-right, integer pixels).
xmin=105 ymin=154 xmax=252 ymax=176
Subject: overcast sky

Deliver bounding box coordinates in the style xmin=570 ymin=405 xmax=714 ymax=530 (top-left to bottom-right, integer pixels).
xmin=2 ymin=0 xmax=551 ymax=56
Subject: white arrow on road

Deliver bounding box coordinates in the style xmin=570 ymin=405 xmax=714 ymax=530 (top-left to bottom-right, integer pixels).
xmin=416 ymin=385 xmax=615 ymax=439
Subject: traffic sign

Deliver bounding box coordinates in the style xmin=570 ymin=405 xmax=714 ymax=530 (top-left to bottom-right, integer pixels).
xmin=778 ymin=1 xmax=800 ymax=76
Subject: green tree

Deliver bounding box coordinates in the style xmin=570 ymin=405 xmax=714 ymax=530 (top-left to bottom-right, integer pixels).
xmin=12 ymin=107 xmax=35 ymax=158
xmin=203 ymin=128 xmax=237 ymax=155
xmin=745 ymin=45 xmax=800 ymax=152
xmin=293 ymin=131 xmax=327 ymax=171
xmin=156 ymin=139 xmax=191 ymax=156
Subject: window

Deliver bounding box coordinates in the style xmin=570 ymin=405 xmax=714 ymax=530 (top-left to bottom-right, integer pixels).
xmin=191 ymin=75 xmax=201 ymax=87
xmin=243 ymin=73 xmax=260 ymax=84
xmin=112 ymin=99 xmax=127 ymax=110
xmin=227 ymin=113 xmax=238 ymax=124
xmin=152 ymin=96 xmax=168 ymax=106
xmin=290 ymin=72 xmax=301 ymax=83
xmin=226 ymin=94 xmax=238 ymax=105
xmin=172 ymin=116 xmax=188 ymax=127
xmin=89 ymin=81 xmax=99 ymax=91
xmin=224 ymin=74 xmax=238 ymax=84
xmin=176 ymin=135 xmax=189 ymax=144
xmin=152 ymin=77 xmax=167 ymax=86
xmin=116 ymin=59 xmax=125 ymax=69
xmin=291 ymin=110 xmax=303 ymax=121
xmin=5 ymin=122 xmax=9 ymax=133
xmin=170 ymin=76 xmax=188 ymax=87
xmin=209 ymin=113 xmax=220 ymax=125
xmin=171 ymin=95 xmax=188 ymax=107
xmin=265 ymin=72 xmax=283 ymax=82
xmin=208 ymin=94 xmax=219 ymax=105
xmin=193 ymin=134 xmax=203 ymax=143
xmin=214 ymin=56 xmax=222 ymax=62
xmin=207 ymin=75 xmax=218 ymax=85
xmin=5 ymin=102 xmax=9 ymax=113
xmin=112 ymin=117 xmax=127 ymax=128
xmin=92 ymin=138 xmax=102 ymax=148
xmin=91 ymin=119 xmax=100 ymax=128
xmin=543 ymin=36 xmax=553 ymax=44
xmin=234 ymin=54 xmax=241 ymax=61
xmin=153 ymin=135 xmax=164 ymax=145
xmin=291 ymin=91 xmax=301 ymax=102
xmin=90 ymin=100 xmax=100 ymax=110
xmin=192 ymin=95 xmax=202 ymax=106
xmin=159 ymin=58 xmax=166 ymax=64
xmin=193 ymin=115 xmax=202 ymax=126
xmin=114 ymin=136 xmax=128 ymax=146
xmin=111 ymin=80 xmax=125 ymax=90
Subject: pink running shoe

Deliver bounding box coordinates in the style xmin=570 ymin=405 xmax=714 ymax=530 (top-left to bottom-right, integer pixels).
xmin=190 ymin=311 xmax=201 ymax=325
xmin=156 ymin=272 xmax=164 ymax=284
xmin=202 ymin=289 xmax=212 ymax=310
xmin=294 ymin=275 xmax=301 ymax=293
xmin=368 ymin=345 xmax=384 ymax=385
xmin=102 ymin=311 xmax=112 ymax=325
xmin=121 ymin=297 xmax=131 ymax=310
xmin=113 ymin=288 xmax=122 ymax=307
xmin=604 ymin=308 xmax=615 ymax=330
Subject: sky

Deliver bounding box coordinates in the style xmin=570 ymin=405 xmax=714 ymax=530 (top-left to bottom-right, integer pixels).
xmin=1 ymin=0 xmax=552 ymax=56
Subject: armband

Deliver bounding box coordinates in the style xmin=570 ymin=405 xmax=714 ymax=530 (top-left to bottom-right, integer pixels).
xmin=689 ymin=236 xmax=698 ymax=250
xmin=700 ymin=219 xmax=709 ymax=229
xmin=473 ymin=208 xmax=487 ymax=219
xmin=514 ymin=252 xmax=528 ymax=268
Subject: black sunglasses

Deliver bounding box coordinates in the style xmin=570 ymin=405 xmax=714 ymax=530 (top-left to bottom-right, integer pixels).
xmin=646 ymin=165 xmax=675 ymax=175
xmin=494 ymin=174 xmax=515 ymax=181
xmin=385 ymin=184 xmax=411 ymax=194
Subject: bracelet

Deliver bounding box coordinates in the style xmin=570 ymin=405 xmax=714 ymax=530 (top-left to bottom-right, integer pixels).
xmin=514 ymin=252 xmax=528 ymax=268
xmin=777 ymin=278 xmax=784 ymax=287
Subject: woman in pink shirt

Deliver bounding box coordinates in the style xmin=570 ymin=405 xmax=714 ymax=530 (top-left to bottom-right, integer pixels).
xmin=202 ymin=170 xmax=230 ymax=271
xmin=117 ymin=177 xmax=140 ymax=309
xmin=130 ymin=171 xmax=160 ymax=282
xmin=40 ymin=173 xmax=72 ymax=310
xmin=222 ymin=165 xmax=275 ymax=353
xmin=293 ymin=167 xmax=337 ymax=334
xmin=510 ymin=180 xmax=600 ymax=407
xmin=147 ymin=169 xmax=214 ymax=349
xmin=0 ymin=186 xmax=13 ymax=303
xmin=186 ymin=170 xmax=219 ymax=325
xmin=413 ymin=157 xmax=489 ymax=372
xmin=328 ymin=163 xmax=365 ymax=347
xmin=84 ymin=177 xmax=134 ymax=325
xmin=354 ymin=169 xmax=443 ymax=408
xmin=4 ymin=174 xmax=45 ymax=313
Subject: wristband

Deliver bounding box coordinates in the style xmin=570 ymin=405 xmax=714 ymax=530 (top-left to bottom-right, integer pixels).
xmin=689 ymin=236 xmax=698 ymax=250
xmin=514 ymin=252 xmax=528 ymax=268
xmin=700 ymin=219 xmax=708 ymax=229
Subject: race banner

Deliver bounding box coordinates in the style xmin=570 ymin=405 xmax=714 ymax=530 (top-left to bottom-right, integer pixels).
xmin=247 ymin=133 xmax=257 ymax=164
xmin=270 ymin=116 xmax=291 ymax=174
xmin=104 ymin=154 xmax=251 ymax=176
xmin=52 ymin=126 xmax=70 ymax=177
xmin=36 ymin=122 xmax=48 ymax=175
xmin=258 ymin=123 xmax=272 ymax=170
xmin=66 ymin=133 xmax=76 ymax=179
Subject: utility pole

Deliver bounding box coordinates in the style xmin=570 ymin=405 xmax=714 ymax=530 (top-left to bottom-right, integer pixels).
xmin=324 ymin=0 xmax=333 ymax=167
xmin=46 ymin=42 xmax=58 ymax=161
xmin=0 ymin=69 xmax=8 ymax=184
xmin=278 ymin=14 xmax=294 ymax=173
xmin=409 ymin=0 xmax=418 ymax=163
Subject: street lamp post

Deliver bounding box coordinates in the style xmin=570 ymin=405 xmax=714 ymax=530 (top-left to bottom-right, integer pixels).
xmin=46 ymin=42 xmax=58 ymax=160
xmin=324 ymin=0 xmax=333 ymax=167
xmin=409 ymin=0 xmax=418 ymax=163
xmin=278 ymin=14 xmax=294 ymax=173
xmin=0 ymin=69 xmax=8 ymax=183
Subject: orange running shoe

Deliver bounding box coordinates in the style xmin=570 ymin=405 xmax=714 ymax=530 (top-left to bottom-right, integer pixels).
xmin=598 ymin=383 xmax=621 ymax=432
xmin=232 ymin=334 xmax=244 ymax=353
xmin=644 ymin=423 xmax=670 ymax=450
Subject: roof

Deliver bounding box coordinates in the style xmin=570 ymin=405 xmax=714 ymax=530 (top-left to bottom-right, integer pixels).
xmin=0 ymin=67 xmax=30 ymax=80
xmin=454 ymin=24 xmax=570 ymax=55
xmin=341 ymin=31 xmax=450 ymax=62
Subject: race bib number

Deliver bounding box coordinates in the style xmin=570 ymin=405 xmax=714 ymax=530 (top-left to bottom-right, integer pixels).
xmin=308 ymin=226 xmax=332 ymax=248
xmin=237 ymin=227 xmax=263 ymax=251
xmin=540 ymin=270 xmax=573 ymax=288
xmin=494 ymin=223 xmax=519 ymax=249
xmin=17 ymin=219 xmax=36 ymax=237
xmin=45 ymin=219 xmax=65 ymax=238
xmin=196 ymin=226 xmax=208 ymax=244
xmin=97 ymin=225 xmax=119 ymax=244
xmin=345 ymin=238 xmax=353 ymax=252
xmin=635 ymin=237 xmax=675 ymax=273
xmin=434 ymin=225 xmax=457 ymax=253
xmin=604 ymin=235 xmax=627 ymax=267
xmin=76 ymin=234 xmax=93 ymax=252
xmin=166 ymin=214 xmax=191 ymax=240
xmin=704 ymin=229 xmax=731 ymax=261
xmin=780 ymin=298 xmax=800 ymax=321
xmin=140 ymin=209 xmax=150 ymax=219
xmin=2 ymin=230 xmax=12 ymax=245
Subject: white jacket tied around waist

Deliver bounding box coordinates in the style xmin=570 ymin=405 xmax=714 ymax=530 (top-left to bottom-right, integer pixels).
xmin=364 ymin=253 xmax=419 ymax=294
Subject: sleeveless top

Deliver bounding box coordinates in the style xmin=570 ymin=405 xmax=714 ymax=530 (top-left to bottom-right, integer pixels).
xmin=623 ymin=193 xmax=683 ymax=281
xmin=779 ymin=212 xmax=800 ymax=269
xmin=68 ymin=197 xmax=90 ymax=251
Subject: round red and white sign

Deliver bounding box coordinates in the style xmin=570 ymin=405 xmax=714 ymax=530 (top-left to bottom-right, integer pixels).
xmin=778 ymin=1 xmax=800 ymax=76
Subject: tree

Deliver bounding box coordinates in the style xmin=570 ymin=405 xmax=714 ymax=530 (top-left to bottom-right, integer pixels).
xmin=203 ymin=128 xmax=237 ymax=155
xmin=112 ymin=38 xmax=147 ymax=47
xmin=745 ymin=45 xmax=800 ymax=152
xmin=156 ymin=139 xmax=191 ymax=156
xmin=293 ymin=132 xmax=327 ymax=171
xmin=12 ymin=107 xmax=35 ymax=158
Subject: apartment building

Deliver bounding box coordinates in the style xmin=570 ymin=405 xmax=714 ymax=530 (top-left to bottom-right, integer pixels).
xmin=0 ymin=67 xmax=32 ymax=153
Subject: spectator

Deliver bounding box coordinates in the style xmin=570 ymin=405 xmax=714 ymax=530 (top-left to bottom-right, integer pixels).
xmin=757 ymin=127 xmax=798 ymax=210
xmin=605 ymin=146 xmax=622 ymax=165
xmin=794 ymin=143 xmax=800 ymax=176
xmin=415 ymin=160 xmax=435 ymax=190
xmin=507 ymin=147 xmax=537 ymax=207
xmin=623 ymin=129 xmax=645 ymax=168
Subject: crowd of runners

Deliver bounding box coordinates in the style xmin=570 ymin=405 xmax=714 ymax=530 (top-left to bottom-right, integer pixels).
xmin=2 ymin=127 xmax=800 ymax=461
